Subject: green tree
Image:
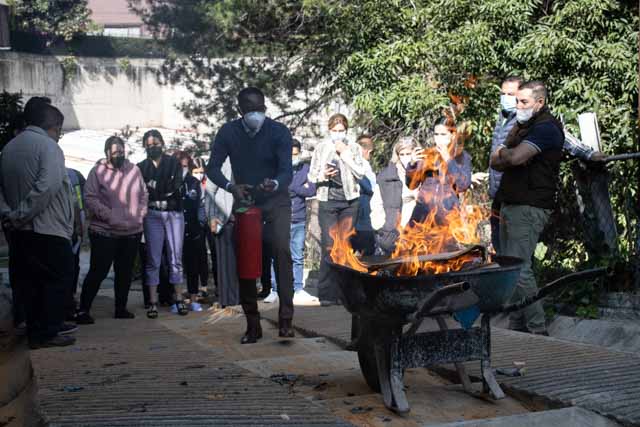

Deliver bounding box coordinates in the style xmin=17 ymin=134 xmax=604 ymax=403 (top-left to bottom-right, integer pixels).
xmin=134 ymin=0 xmax=639 ymax=292
xmin=8 ymin=0 xmax=94 ymax=41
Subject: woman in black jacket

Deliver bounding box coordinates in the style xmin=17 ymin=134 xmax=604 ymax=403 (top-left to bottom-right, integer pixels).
xmin=174 ymin=151 xmax=208 ymax=312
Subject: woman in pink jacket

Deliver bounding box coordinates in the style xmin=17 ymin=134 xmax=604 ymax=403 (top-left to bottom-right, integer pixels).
xmin=75 ymin=136 xmax=149 ymax=324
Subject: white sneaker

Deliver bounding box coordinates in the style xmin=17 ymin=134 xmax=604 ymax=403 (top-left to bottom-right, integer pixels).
xmin=263 ymin=290 xmax=279 ymax=304
xmin=190 ymin=302 xmax=203 ymax=312
xmin=293 ymin=289 xmax=320 ymax=306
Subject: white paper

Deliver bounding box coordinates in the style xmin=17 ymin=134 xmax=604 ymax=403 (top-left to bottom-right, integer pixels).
xmin=578 ymin=112 xmax=601 ymax=152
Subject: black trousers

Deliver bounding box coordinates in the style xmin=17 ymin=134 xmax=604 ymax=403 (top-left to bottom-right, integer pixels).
xmin=183 ymin=232 xmax=209 ymax=295
xmin=240 ymin=193 xmax=294 ymax=321
xmin=317 ymin=199 xmax=360 ymax=302
xmin=6 ymin=230 xmax=24 ymax=326
xmin=79 ymin=232 xmax=141 ymax=313
xmin=64 ymin=250 xmax=81 ymax=317
xmin=10 ymin=231 xmax=73 ymax=342
xmin=260 ymin=237 xmax=273 ymax=292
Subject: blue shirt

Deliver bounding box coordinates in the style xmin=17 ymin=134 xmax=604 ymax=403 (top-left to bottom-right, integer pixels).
xmin=207 ymin=117 xmax=293 ymax=203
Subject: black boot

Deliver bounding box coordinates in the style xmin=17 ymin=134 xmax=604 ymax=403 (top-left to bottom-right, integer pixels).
xmin=278 ymin=318 xmax=295 ymax=338
xmin=241 ymin=315 xmax=262 ymax=344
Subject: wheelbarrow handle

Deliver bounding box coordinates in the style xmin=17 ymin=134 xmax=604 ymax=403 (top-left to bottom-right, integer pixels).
xmin=499 ymin=267 xmax=609 ymax=314
xmin=409 ymin=281 xmax=471 ymax=322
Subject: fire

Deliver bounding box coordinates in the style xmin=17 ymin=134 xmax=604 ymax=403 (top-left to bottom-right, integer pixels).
xmin=390 ymin=204 xmax=486 ymax=276
xmin=329 ymin=217 xmax=368 ymax=273
xmin=328 ymin=195 xmax=487 ymax=277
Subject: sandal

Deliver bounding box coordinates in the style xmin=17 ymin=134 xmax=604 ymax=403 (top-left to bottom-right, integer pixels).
xmin=175 ymin=302 xmax=189 ymax=316
xmin=146 ymin=305 xmax=158 ymax=319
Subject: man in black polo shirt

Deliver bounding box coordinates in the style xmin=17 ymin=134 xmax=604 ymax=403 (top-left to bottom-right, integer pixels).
xmin=489 ymin=80 xmax=563 ymax=336
xmin=207 ymin=87 xmax=294 ymax=344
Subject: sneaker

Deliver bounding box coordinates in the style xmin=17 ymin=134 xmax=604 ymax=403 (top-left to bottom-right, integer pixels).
xmin=190 ymin=302 xmax=203 ymax=312
xmin=58 ymin=323 xmax=78 ymax=335
xmin=29 ymin=335 xmax=76 ymax=349
xmin=263 ymin=290 xmax=279 ymax=304
xmin=114 ymin=309 xmax=135 ymax=319
xmin=75 ymin=312 xmax=95 ymax=325
xmin=293 ymin=289 xmax=320 ymax=306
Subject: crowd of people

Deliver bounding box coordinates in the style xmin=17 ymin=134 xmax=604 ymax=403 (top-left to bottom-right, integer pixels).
xmin=0 ymin=78 xmax=605 ymax=348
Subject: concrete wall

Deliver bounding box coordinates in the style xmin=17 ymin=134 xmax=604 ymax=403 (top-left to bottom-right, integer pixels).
xmin=0 ymin=52 xmax=193 ymax=130
xmin=0 ymin=52 xmax=352 ymax=139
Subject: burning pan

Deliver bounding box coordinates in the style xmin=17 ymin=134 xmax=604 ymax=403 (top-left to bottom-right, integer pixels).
xmin=327 ymin=255 xmax=524 ymax=322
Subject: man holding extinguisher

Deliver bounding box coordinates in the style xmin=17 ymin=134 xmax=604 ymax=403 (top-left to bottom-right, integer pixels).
xmin=207 ymin=87 xmax=295 ymax=344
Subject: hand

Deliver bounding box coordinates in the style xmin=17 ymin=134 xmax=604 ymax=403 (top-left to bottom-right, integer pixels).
xmin=412 ymin=147 xmax=425 ymax=162
xmin=437 ymin=146 xmax=451 ymax=162
xmin=229 ymin=184 xmax=252 ymax=201
xmin=472 ymin=172 xmax=488 ymax=185
xmin=259 ymin=178 xmax=277 ymax=193
xmin=335 ymin=140 xmax=348 ymax=155
xmin=590 ymin=152 xmax=606 ymax=162
xmin=324 ymin=166 xmax=339 ymax=180
xmin=210 ymin=217 xmax=222 ymax=233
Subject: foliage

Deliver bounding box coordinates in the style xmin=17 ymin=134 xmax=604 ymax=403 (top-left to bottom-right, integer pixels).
xmin=60 ymin=56 xmax=79 ymax=85
xmin=7 ymin=0 xmax=95 ymax=42
xmin=133 ymin=0 xmax=640 ymax=299
xmin=0 ymin=91 xmax=23 ymax=151
xmin=11 ymin=31 xmax=167 ymax=58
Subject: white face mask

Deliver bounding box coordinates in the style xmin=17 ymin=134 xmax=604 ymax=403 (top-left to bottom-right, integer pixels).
xmin=182 ymin=167 xmax=189 ymax=178
xmin=399 ymin=156 xmax=412 ymax=169
xmin=500 ymin=95 xmax=517 ymax=113
xmin=331 ymin=131 xmax=347 ymax=143
xmin=516 ymin=107 xmax=535 ymax=124
xmin=292 ymin=155 xmax=300 ymax=167
xmin=192 ymin=172 xmax=204 ymax=182
xmin=434 ymin=134 xmax=451 ymax=149
xmin=243 ymin=111 xmax=266 ymax=132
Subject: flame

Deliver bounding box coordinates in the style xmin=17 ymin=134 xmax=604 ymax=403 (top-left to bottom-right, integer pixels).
xmin=328 ymin=187 xmax=488 ymax=277
xmin=329 ymin=217 xmax=367 ymax=273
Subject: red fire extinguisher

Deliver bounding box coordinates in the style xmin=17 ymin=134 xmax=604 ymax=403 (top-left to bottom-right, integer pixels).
xmin=235 ymin=206 xmax=263 ymax=279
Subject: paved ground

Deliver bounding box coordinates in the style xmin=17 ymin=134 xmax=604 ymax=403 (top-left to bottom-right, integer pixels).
xmin=30 ymin=293 xmax=351 ymax=426
xmin=260 ymin=305 xmax=639 ymax=427
xmin=29 ymin=289 xmax=532 ymax=426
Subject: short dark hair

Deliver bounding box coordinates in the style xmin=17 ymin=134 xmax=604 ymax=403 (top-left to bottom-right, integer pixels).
xmin=292 ymin=138 xmax=302 ymax=150
xmin=502 ymin=75 xmax=523 ymax=86
xmin=104 ymin=136 xmax=125 ymax=155
xmin=237 ymin=87 xmax=265 ymax=110
xmin=192 ymin=157 xmax=206 ymax=170
xmin=173 ymin=150 xmax=194 ymax=170
xmin=31 ymin=104 xmax=64 ymax=131
xmin=142 ymin=129 xmax=165 ymax=147
xmin=519 ymin=80 xmax=548 ymax=102
xmin=23 ymin=96 xmax=52 ymax=126
xmin=357 ymin=134 xmax=374 ymax=150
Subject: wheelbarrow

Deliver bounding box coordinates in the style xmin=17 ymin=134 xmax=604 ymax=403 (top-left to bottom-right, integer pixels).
xmin=327 ymin=255 xmax=607 ymax=414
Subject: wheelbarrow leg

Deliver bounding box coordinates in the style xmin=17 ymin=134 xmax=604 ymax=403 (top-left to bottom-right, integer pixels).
xmin=374 ymin=332 xmax=410 ymax=414
xmin=435 ymin=316 xmax=474 ymax=394
xmin=480 ymin=315 xmax=505 ymax=400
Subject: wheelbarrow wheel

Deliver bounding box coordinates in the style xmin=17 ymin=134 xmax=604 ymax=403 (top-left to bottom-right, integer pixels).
xmin=357 ymin=322 xmax=381 ymax=393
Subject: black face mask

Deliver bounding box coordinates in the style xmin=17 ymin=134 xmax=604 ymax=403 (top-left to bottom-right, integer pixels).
xmin=111 ymin=156 xmax=125 ymax=169
xmin=146 ymin=146 xmax=163 ymax=160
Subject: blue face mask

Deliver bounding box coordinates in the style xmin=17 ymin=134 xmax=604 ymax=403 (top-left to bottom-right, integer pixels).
xmin=500 ymin=95 xmax=517 ymax=113
xmin=243 ymin=111 xmax=266 ymax=133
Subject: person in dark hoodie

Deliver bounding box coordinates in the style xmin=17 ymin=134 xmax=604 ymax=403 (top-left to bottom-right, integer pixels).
xmin=263 ymin=139 xmax=317 ymax=305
